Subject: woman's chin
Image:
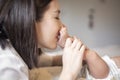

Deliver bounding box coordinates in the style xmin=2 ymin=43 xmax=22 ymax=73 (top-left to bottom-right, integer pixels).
xmin=47 ymin=45 xmax=57 ymax=50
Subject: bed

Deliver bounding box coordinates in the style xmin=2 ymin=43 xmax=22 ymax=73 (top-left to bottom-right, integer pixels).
xmin=29 ymin=45 xmax=120 ymax=80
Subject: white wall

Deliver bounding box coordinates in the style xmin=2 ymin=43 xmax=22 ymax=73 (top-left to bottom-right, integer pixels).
xmin=59 ymin=0 xmax=120 ymax=48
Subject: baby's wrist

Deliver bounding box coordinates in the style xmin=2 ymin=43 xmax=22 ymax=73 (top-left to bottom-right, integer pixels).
xmin=83 ymin=48 xmax=90 ymax=60
xmin=84 ymin=49 xmax=95 ymax=61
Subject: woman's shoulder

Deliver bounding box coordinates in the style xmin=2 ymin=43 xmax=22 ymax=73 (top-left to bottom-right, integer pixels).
xmin=0 ymin=42 xmax=28 ymax=66
xmin=0 ymin=43 xmax=29 ymax=80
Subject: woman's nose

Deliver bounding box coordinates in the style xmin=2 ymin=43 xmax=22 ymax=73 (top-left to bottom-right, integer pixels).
xmin=60 ymin=23 xmax=66 ymax=29
xmin=59 ymin=20 xmax=65 ymax=28
xmin=62 ymin=24 xmax=66 ymax=28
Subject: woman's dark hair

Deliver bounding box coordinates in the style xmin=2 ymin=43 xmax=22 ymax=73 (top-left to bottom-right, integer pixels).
xmin=35 ymin=0 xmax=52 ymax=22
xmin=0 ymin=0 xmax=52 ymax=69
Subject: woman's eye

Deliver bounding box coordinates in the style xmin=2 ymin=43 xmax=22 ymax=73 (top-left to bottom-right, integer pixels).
xmin=55 ymin=17 xmax=60 ymax=20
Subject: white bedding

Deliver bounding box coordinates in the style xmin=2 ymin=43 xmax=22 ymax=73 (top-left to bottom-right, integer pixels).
xmin=93 ymin=45 xmax=120 ymax=57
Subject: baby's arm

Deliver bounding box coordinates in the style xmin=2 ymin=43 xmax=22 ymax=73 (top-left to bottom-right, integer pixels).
xmin=84 ymin=49 xmax=109 ymax=79
xmin=111 ymin=56 xmax=120 ymax=68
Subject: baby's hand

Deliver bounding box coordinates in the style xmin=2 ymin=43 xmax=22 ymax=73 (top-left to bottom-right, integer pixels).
xmin=62 ymin=37 xmax=86 ymax=79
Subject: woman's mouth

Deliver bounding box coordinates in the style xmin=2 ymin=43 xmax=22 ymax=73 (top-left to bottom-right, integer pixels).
xmin=56 ymin=32 xmax=60 ymax=41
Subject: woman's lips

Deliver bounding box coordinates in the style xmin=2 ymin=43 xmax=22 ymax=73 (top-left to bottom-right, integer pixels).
xmin=56 ymin=32 xmax=60 ymax=41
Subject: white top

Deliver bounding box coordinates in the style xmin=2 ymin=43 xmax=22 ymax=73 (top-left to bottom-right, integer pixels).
xmin=0 ymin=44 xmax=28 ymax=80
xmin=86 ymin=55 xmax=120 ymax=80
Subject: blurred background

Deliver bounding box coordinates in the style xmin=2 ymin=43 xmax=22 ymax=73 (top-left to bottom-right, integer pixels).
xmin=59 ymin=0 xmax=120 ymax=49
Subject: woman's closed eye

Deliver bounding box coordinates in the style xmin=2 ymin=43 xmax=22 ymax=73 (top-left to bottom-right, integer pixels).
xmin=55 ymin=17 xmax=60 ymax=20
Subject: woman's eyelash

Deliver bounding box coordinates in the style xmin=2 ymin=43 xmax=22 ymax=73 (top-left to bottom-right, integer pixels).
xmin=55 ymin=17 xmax=60 ymax=20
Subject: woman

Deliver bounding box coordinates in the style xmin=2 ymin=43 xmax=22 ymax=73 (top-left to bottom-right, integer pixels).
xmin=0 ymin=0 xmax=85 ymax=80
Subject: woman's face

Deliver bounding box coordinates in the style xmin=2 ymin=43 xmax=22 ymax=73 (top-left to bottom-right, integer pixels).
xmin=36 ymin=0 xmax=62 ymax=49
